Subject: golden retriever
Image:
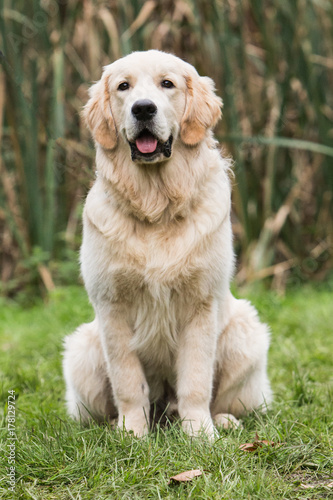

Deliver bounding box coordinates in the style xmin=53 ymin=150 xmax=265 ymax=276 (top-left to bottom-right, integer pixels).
xmin=63 ymin=50 xmax=271 ymax=438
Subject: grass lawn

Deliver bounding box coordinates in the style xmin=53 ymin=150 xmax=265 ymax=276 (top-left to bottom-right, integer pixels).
xmin=0 ymin=284 xmax=332 ymax=499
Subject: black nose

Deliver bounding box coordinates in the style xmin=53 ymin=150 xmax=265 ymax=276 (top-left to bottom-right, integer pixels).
xmin=131 ymin=99 xmax=157 ymax=121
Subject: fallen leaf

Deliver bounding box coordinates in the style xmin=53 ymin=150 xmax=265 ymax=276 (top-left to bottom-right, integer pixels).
xmin=300 ymin=482 xmax=332 ymax=490
xmin=300 ymin=480 xmax=333 ymax=490
xmin=168 ymin=469 xmax=202 ymax=484
xmin=300 ymin=483 xmax=316 ymax=489
xmin=239 ymin=433 xmax=282 ymax=452
xmin=239 ymin=442 xmax=261 ymax=452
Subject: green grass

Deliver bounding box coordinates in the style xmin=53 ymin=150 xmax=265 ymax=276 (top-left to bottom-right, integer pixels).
xmin=0 ymin=285 xmax=332 ymax=499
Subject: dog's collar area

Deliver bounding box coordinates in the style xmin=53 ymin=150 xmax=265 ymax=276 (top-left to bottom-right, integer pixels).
xmin=129 ymin=131 xmax=173 ymax=163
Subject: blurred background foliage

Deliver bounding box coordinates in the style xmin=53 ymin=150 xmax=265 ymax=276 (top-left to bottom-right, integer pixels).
xmin=0 ymin=0 xmax=332 ymax=301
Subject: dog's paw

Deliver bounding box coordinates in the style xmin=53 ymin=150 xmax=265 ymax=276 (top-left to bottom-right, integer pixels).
xmin=213 ymin=412 xmax=242 ymax=430
xmin=181 ymin=413 xmax=217 ymax=440
xmin=118 ymin=412 xmax=149 ymax=437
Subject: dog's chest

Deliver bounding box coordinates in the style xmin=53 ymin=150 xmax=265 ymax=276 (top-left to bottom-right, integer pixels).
xmin=105 ymin=219 xmax=220 ymax=309
xmin=84 ymin=176 xmax=230 ymax=295
xmin=114 ymin=213 xmax=220 ymax=282
xmin=84 ymin=196 xmax=229 ymax=307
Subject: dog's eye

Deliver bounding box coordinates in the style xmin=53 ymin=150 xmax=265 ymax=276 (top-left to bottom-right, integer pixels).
xmin=118 ymin=82 xmax=130 ymax=91
xmin=161 ymin=80 xmax=175 ymax=89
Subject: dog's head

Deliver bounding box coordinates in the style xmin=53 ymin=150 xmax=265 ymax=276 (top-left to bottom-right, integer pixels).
xmin=83 ymin=50 xmax=222 ymax=164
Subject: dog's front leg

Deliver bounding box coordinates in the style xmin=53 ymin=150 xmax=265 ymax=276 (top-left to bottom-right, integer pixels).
xmin=176 ymin=300 xmax=218 ymax=438
xmin=97 ymin=304 xmax=150 ymax=437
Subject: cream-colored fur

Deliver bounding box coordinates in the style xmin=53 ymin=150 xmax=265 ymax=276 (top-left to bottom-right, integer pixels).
xmin=63 ymin=50 xmax=272 ymax=438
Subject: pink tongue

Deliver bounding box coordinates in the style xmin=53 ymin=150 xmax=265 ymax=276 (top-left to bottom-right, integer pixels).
xmin=136 ymin=135 xmax=158 ymax=154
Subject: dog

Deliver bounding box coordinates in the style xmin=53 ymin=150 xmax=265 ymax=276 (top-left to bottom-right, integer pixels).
xmin=63 ymin=50 xmax=272 ymax=438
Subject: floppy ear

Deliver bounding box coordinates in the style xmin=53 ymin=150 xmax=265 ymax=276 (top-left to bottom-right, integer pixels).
xmin=180 ymin=75 xmax=222 ymax=146
xmin=82 ymin=74 xmax=117 ymax=150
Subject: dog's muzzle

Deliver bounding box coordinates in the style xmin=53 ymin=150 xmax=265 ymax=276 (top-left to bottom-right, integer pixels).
xmin=129 ymin=99 xmax=173 ymax=162
xmin=130 ymin=131 xmax=173 ymax=162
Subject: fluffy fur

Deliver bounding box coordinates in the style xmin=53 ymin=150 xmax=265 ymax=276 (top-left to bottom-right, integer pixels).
xmin=63 ymin=50 xmax=272 ymax=438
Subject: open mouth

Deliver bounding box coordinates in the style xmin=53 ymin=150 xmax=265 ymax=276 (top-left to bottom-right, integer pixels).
xmin=129 ymin=129 xmax=173 ymax=162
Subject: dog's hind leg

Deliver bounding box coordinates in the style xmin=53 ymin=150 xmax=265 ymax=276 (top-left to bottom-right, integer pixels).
xmin=211 ymin=294 xmax=272 ymax=427
xmin=63 ymin=319 xmax=117 ymax=423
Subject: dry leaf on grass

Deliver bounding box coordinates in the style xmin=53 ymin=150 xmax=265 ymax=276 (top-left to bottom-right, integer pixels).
xmin=168 ymin=469 xmax=203 ymax=484
xmin=300 ymin=483 xmax=318 ymax=489
xmin=239 ymin=432 xmax=282 ymax=452
xmin=300 ymin=481 xmax=333 ymax=490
